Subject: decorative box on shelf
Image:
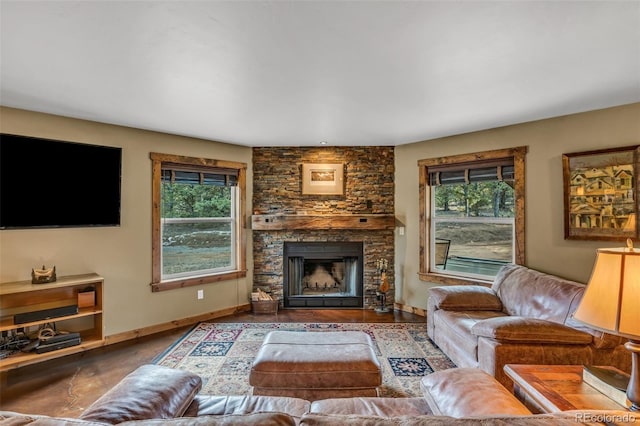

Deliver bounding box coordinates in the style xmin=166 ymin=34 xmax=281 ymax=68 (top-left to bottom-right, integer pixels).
xmin=252 ymin=299 xmax=279 ymax=314
xmin=77 ymin=288 xmax=96 ymax=308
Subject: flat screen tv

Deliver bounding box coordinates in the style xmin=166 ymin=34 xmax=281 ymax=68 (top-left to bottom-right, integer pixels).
xmin=0 ymin=133 xmax=122 ymax=229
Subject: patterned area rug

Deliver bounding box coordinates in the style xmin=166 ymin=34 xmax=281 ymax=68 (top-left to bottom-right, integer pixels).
xmin=154 ymin=322 xmax=455 ymax=397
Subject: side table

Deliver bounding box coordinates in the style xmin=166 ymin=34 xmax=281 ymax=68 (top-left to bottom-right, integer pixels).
xmin=504 ymin=364 xmax=629 ymax=414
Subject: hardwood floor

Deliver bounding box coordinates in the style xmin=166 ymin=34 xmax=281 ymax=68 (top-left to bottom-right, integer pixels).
xmin=0 ymin=308 xmax=425 ymax=418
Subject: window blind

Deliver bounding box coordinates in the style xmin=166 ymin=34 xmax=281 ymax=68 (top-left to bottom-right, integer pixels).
xmin=427 ymin=158 xmax=514 ymax=186
xmin=161 ymin=167 xmax=238 ymax=186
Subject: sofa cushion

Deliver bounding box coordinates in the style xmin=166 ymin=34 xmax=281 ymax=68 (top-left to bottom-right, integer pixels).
xmin=79 ymin=365 xmax=202 ymax=424
xmin=420 ymin=368 xmax=531 ymax=418
xmin=310 ymin=397 xmax=431 ymax=417
xmin=471 ymin=317 xmax=594 ymax=344
xmin=185 ymin=395 xmax=310 ymax=423
xmin=428 ymin=285 xmax=502 ymax=311
xmin=120 ymin=412 xmax=296 ymax=425
xmin=491 ymin=264 xmax=585 ymax=322
xmin=298 ymin=413 xmax=589 ymax=425
xmin=432 ymin=310 xmax=507 ymax=367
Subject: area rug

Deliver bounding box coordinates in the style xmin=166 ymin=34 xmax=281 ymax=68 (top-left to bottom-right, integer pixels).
xmin=153 ymin=322 xmax=456 ymax=397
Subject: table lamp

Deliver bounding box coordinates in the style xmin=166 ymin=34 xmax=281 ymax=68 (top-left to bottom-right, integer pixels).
xmin=572 ymin=239 xmax=640 ymax=411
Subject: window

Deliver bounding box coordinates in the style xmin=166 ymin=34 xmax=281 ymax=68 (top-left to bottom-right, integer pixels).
xmin=150 ymin=153 xmax=246 ymax=292
xmin=418 ymin=147 xmax=527 ymax=284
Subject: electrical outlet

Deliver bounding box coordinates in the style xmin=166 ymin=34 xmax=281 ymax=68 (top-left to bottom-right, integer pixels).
xmin=399 ymin=226 xmax=405 ymax=236
xmin=197 ymin=289 xmax=204 ymax=300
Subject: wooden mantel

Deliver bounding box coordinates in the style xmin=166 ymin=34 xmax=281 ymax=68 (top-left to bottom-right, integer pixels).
xmin=251 ymin=214 xmax=396 ymax=231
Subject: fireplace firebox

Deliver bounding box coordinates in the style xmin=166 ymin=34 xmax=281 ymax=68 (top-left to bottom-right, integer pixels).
xmin=283 ymin=241 xmax=364 ymax=308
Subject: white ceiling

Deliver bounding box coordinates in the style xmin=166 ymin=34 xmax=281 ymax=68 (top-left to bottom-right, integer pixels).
xmin=1 ymin=1 xmax=639 ymax=147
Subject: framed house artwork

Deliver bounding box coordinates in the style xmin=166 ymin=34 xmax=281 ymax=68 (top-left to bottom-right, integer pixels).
xmin=301 ymin=163 xmax=344 ymax=195
xmin=562 ymin=145 xmax=639 ymax=241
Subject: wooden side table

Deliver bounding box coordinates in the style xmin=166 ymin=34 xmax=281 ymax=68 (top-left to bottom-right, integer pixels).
xmin=504 ymin=364 xmax=629 ymax=414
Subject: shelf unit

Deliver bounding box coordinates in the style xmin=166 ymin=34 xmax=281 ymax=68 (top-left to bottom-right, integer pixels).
xmin=0 ymin=273 xmax=105 ymax=372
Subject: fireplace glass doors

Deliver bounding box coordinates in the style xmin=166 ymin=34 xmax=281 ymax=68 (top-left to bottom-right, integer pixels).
xmin=283 ymin=241 xmax=363 ymax=308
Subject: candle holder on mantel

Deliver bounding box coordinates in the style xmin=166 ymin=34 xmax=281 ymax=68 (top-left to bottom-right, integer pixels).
xmin=375 ymin=258 xmax=390 ymax=313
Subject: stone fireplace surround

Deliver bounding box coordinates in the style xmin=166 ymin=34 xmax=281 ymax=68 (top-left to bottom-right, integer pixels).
xmin=252 ymin=229 xmax=394 ymax=310
xmin=251 ymin=146 xmax=395 ymax=310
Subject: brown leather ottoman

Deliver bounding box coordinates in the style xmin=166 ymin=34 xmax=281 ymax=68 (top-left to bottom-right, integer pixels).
xmin=249 ymin=330 xmax=382 ymax=401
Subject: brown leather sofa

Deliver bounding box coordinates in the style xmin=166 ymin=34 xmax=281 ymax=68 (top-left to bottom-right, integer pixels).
xmin=0 ymin=364 xmax=636 ymax=425
xmin=427 ymin=264 xmax=632 ymax=389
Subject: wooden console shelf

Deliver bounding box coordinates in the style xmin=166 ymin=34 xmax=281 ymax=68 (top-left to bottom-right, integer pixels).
xmin=0 ymin=273 xmax=105 ymax=372
xmin=251 ymin=214 xmax=396 ymax=231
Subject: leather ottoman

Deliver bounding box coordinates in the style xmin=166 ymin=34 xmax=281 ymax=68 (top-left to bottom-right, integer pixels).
xmin=250 ymin=330 xmax=382 ymax=401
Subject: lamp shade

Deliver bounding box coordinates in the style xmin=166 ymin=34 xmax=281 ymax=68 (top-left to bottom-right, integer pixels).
xmin=573 ymin=245 xmax=640 ymax=340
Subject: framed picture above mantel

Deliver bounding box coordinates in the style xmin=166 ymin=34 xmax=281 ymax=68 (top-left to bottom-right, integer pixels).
xmin=301 ymin=163 xmax=344 ymax=195
xmin=562 ymin=145 xmax=639 ymax=241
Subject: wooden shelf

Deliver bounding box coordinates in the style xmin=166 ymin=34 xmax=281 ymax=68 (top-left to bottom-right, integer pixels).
xmin=0 ymin=307 xmax=103 ymax=332
xmin=0 ymin=273 xmax=102 ymax=296
xmin=0 ymin=273 xmax=105 ymax=372
xmin=1 ymin=338 xmax=105 ymax=371
xmin=251 ymin=214 xmax=396 ymax=231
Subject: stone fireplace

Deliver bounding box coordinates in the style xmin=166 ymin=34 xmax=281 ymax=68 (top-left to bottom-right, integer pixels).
xmin=251 ymin=146 xmax=395 ymax=310
xmin=284 ymin=241 xmax=363 ymax=308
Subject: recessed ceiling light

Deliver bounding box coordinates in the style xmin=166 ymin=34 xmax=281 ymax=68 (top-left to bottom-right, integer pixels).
xmin=319 ymin=141 xmax=328 ymax=145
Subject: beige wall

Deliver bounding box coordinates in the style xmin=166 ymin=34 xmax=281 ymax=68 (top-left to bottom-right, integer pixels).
xmin=0 ymin=107 xmax=254 ymax=336
xmin=394 ymin=103 xmax=640 ymax=310
xmin=2 ymin=103 xmax=639 ymax=334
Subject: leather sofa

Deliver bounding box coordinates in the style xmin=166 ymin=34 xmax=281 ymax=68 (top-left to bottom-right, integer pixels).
xmin=0 ymin=364 xmax=636 ymax=425
xmin=427 ymin=264 xmax=632 ymax=389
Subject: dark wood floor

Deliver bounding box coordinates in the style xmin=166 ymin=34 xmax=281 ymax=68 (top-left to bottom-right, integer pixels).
xmin=0 ymin=308 xmax=424 ymax=418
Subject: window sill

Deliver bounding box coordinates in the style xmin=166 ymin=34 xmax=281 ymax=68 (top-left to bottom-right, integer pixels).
xmin=151 ymin=270 xmax=247 ymax=292
xmin=418 ymin=271 xmax=493 ymax=287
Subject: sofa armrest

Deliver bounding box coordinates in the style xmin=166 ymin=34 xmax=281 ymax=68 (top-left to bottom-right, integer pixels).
xmin=428 ymin=285 xmax=502 ymax=311
xmin=80 ymin=364 xmax=202 ymax=424
xmin=565 ymin=316 xmax=626 ymax=349
xmin=420 ymin=368 xmax=531 ymax=417
xmin=471 ymin=317 xmax=593 ymax=344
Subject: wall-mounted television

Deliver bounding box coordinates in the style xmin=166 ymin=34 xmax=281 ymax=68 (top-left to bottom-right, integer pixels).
xmin=0 ymin=134 xmax=122 ymax=229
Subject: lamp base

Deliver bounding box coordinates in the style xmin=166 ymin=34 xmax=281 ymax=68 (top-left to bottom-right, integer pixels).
xmin=625 ymin=340 xmax=640 ymax=412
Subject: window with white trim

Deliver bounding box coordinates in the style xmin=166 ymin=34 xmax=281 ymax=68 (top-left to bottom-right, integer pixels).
xmin=418 ymin=147 xmax=526 ymax=284
xmin=150 ymin=153 xmax=246 ymax=292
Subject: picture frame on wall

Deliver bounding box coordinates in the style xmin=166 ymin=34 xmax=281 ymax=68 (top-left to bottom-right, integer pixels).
xmin=562 ymin=145 xmax=639 ymax=241
xmin=301 ymin=163 xmax=344 ymax=195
